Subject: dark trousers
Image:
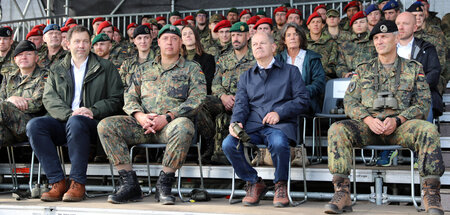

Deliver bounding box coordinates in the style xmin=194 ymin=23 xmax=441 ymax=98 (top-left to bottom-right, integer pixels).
xmin=26 ymin=115 xmax=98 ymax=184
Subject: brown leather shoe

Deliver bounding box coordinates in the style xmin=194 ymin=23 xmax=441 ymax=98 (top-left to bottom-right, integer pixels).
xmin=324 ymin=175 xmax=352 ymax=214
xmin=62 ymin=180 xmax=86 ymax=202
xmin=242 ymin=177 xmax=267 ymax=206
xmin=422 ymin=178 xmax=444 ymax=215
xmin=273 ymin=181 xmax=289 ymax=207
xmin=40 ymin=179 xmax=67 ymax=202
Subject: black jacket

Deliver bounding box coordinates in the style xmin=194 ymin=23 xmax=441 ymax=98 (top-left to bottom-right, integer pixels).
xmin=411 ymin=37 xmax=443 ymax=116
xmin=193 ymin=53 xmax=215 ymax=95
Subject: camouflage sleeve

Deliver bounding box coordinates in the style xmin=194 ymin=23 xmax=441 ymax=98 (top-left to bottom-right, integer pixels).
xmin=168 ymin=64 xmax=207 ymax=118
xmin=0 ymin=74 xmax=7 ymax=101
xmin=118 ymin=59 xmax=129 ymax=89
xmin=399 ymin=64 xmax=431 ymax=120
xmin=336 ymin=45 xmax=350 ymax=78
xmin=327 ymin=40 xmax=338 ymax=78
xmin=211 ymin=59 xmax=226 ymax=99
xmin=343 ymin=67 xmax=371 ymax=120
xmin=25 ymin=69 xmax=48 ymax=113
xmin=123 ymin=67 xmax=145 ymax=116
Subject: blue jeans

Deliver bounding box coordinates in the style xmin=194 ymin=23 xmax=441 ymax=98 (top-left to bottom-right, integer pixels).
xmin=222 ymin=127 xmax=290 ymax=183
xmin=26 ymin=115 xmax=98 ymax=184
xmin=427 ymin=103 xmax=434 ymax=123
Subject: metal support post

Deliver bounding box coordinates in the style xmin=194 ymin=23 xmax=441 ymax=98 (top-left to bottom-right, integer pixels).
xmin=375 ymin=176 xmax=383 ymax=205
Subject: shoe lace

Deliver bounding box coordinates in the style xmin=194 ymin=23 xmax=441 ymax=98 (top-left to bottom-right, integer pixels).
xmin=244 ymin=183 xmax=254 ymax=196
xmin=331 ymin=182 xmax=348 ymax=203
xmin=275 ymin=183 xmax=287 ymax=198
xmin=424 ymin=187 xmax=441 ymax=207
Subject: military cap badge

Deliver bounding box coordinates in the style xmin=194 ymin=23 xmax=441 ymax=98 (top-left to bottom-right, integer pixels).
xmin=240 ymin=25 xmax=245 ymax=31
xmin=380 ymin=25 xmax=387 ymax=33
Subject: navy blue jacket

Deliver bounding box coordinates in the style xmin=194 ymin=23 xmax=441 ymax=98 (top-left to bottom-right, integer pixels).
xmin=275 ymin=49 xmax=326 ymax=114
xmin=231 ymin=58 xmax=310 ymax=142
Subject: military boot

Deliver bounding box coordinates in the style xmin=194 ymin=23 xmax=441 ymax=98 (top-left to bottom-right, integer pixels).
xmin=155 ymin=170 xmax=176 ymax=205
xmin=108 ymin=170 xmax=143 ymax=204
xmin=273 ymin=181 xmax=289 ymax=207
xmin=291 ymin=147 xmax=310 ymax=167
xmin=422 ymin=178 xmax=444 ymax=215
xmin=40 ymin=179 xmax=67 ymax=202
xmin=242 ymin=177 xmax=268 ymax=206
xmin=324 ymin=175 xmax=352 ymax=214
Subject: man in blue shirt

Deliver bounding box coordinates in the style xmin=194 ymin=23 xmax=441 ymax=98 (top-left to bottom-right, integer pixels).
xmin=222 ymin=32 xmax=310 ymax=207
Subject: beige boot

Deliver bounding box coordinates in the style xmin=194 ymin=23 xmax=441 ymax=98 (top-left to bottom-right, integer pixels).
xmin=324 ymin=175 xmax=352 ymax=214
xmin=291 ymin=147 xmax=310 ymax=167
xmin=422 ymin=178 xmax=444 ymax=215
xmin=251 ymin=148 xmax=265 ymax=166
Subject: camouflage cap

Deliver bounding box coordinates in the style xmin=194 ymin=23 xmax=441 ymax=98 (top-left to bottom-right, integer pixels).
xmin=209 ymin=14 xmax=224 ymax=24
xmin=92 ymin=33 xmax=111 ymax=46
xmin=158 ymin=24 xmax=181 ymax=38
xmin=230 ymin=22 xmax=249 ymax=32
xmin=326 ymin=9 xmax=340 ymax=17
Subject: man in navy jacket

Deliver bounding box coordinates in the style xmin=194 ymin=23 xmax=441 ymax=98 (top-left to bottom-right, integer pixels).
xmin=222 ymin=32 xmax=310 ymax=207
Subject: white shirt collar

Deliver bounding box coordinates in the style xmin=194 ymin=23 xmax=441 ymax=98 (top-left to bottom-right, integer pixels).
xmin=71 ymin=56 xmax=89 ymax=70
xmin=397 ymin=37 xmax=414 ymax=49
xmin=257 ymin=57 xmax=276 ymax=70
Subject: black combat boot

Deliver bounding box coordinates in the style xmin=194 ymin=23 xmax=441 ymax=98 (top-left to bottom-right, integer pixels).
xmin=107 ymin=170 xmax=143 ymax=204
xmin=155 ymin=170 xmax=176 ymax=205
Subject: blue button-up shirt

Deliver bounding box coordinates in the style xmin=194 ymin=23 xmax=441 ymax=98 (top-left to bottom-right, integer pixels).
xmin=231 ymin=58 xmax=310 ymax=142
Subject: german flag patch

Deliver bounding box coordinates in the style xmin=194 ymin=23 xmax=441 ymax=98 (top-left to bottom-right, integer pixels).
xmin=418 ymin=73 xmax=425 ymax=77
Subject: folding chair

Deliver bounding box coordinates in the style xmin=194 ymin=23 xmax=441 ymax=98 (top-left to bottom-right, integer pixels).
xmin=311 ymin=78 xmax=351 ymax=164
xmin=0 ymin=142 xmax=32 ymax=194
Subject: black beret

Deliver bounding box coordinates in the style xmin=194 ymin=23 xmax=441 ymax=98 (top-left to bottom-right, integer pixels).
xmin=369 ymin=20 xmax=398 ymax=40
xmin=0 ymin=27 xmax=12 ymax=37
xmin=133 ymin=25 xmax=151 ymax=38
xmin=406 ymin=2 xmax=424 ymax=12
xmin=13 ymin=40 xmax=36 ymax=57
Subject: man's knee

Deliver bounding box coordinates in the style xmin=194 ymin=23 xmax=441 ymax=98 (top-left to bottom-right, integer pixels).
xmin=268 ymin=130 xmax=289 ymax=151
xmin=167 ymin=117 xmax=194 ymax=138
xmin=26 ymin=116 xmax=48 ymax=136
xmin=222 ymin=135 xmax=238 ymax=154
xmin=66 ymin=115 xmax=91 ymax=130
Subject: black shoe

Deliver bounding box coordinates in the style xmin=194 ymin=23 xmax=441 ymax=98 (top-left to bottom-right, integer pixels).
xmin=107 ymin=170 xmax=143 ymax=204
xmin=155 ymin=170 xmax=176 ymax=205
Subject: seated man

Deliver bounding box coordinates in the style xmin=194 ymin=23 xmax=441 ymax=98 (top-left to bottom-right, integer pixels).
xmin=97 ymin=25 xmax=206 ymax=205
xmin=27 ymin=25 xmax=124 ymax=202
xmin=325 ymin=20 xmax=444 ymax=215
xmin=0 ymin=40 xmax=47 ymax=148
xmin=222 ymin=32 xmax=309 ymax=207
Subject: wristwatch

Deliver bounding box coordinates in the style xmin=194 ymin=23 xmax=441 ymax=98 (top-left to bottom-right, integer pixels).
xmin=395 ymin=117 xmax=402 ymax=128
xmin=165 ymin=114 xmax=172 ymax=123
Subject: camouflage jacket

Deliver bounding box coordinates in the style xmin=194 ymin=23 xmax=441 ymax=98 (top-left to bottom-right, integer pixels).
xmin=212 ymin=48 xmax=255 ymax=99
xmin=197 ymin=25 xmax=210 ymax=40
xmin=344 ymin=56 xmax=430 ymax=121
xmin=339 ymin=17 xmax=351 ymax=32
xmin=0 ymin=66 xmax=48 ymax=115
xmin=38 ymin=46 xmax=67 ymax=69
xmin=124 ymin=55 xmax=206 ymax=118
xmin=325 ymin=28 xmax=352 ymax=45
xmin=201 ymin=34 xmax=220 ymax=57
xmin=415 ymin=27 xmax=447 ymax=70
xmin=336 ymin=32 xmax=377 ymax=78
xmin=109 ymin=41 xmax=129 ymax=70
xmin=426 ymin=12 xmax=441 ymax=28
xmin=123 ymin=40 xmax=137 ymax=57
xmin=119 ymin=50 xmax=156 ymax=90
xmin=0 ymin=49 xmax=17 ymax=77
xmin=307 ymin=31 xmax=339 ymax=79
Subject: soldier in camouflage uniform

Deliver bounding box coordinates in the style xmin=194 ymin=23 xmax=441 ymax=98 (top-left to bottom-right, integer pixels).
xmin=272 ymin=6 xmax=288 ymax=43
xmin=92 ymin=33 xmax=121 ymax=69
xmin=325 ymin=20 xmax=445 ymax=215
xmin=336 ymin=11 xmax=377 ymax=78
xmin=196 ymin=9 xmax=210 ymax=40
xmin=98 ymin=25 xmax=206 ymax=205
xmin=420 ymin=0 xmax=441 ymax=28
xmin=96 ymin=21 xmax=129 ymax=68
xmin=119 ymin=25 xmax=155 ymax=90
xmin=0 ymin=40 xmax=47 ymax=148
xmin=0 ymin=27 xmax=17 ymax=80
xmin=201 ymin=14 xmax=223 ymax=58
xmin=38 ymin=24 xmax=67 ymax=69
xmin=200 ymin=22 xmax=255 ymax=164
xmin=325 ymin=9 xmax=352 ymax=46
xmin=212 ymin=20 xmax=233 ymax=60
xmin=307 ymin=13 xmax=339 ymax=80
xmin=339 ymin=1 xmax=360 ymax=32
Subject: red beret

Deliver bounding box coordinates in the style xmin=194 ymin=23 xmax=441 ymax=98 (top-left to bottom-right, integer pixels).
xmin=344 ymin=1 xmax=360 ymax=12
xmin=418 ymin=0 xmax=428 ymax=2
xmin=69 ymin=24 xmax=78 ymax=29
xmin=184 ymin=15 xmax=194 ymax=21
xmin=253 ymin=17 xmax=273 ymax=29
xmin=113 ymin=26 xmax=119 ymax=32
xmin=350 ymin=11 xmax=366 ymax=26
xmin=239 ymin=9 xmax=251 ymax=19
xmin=92 ymin=17 xmax=105 ymax=25
xmin=273 ymin=6 xmax=288 ymax=15
xmin=156 ymin=16 xmax=166 ymax=22
xmin=314 ymin=4 xmax=327 ymax=13
xmin=32 ymin=24 xmax=46 ymax=31
xmin=286 ymin=8 xmax=302 ymax=19
xmin=213 ymin=20 xmax=232 ymax=32
xmin=173 ymin=19 xmax=187 ymax=26
xmin=246 ymin=16 xmax=261 ymax=25
xmin=127 ymin=23 xmax=138 ymax=30
xmin=64 ymin=18 xmax=76 ymax=27
xmin=60 ymin=26 xmax=69 ymax=33
xmin=26 ymin=28 xmax=43 ymax=39
xmin=142 ymin=23 xmax=153 ymax=29
xmin=97 ymin=21 xmax=112 ymax=35
xmin=306 ymin=12 xmax=322 ymax=25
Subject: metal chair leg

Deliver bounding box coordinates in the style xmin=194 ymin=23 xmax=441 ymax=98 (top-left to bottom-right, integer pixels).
xmin=409 ymin=149 xmax=421 ymax=211
xmin=352 ymin=148 xmax=357 ymax=205
xmin=288 ymin=146 xmax=307 ymax=206
xmin=229 ymin=169 xmax=240 ymax=204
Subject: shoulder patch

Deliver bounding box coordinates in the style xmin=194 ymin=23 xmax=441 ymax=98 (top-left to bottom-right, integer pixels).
xmin=348 ymin=81 xmax=356 ymax=93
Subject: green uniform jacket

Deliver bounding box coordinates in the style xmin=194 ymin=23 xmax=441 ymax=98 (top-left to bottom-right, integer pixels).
xmin=119 ymin=51 xmax=155 ymax=89
xmin=307 ymin=31 xmax=339 ymax=80
xmin=38 ymin=46 xmax=67 ymax=69
xmin=336 ymin=32 xmax=377 ymax=77
xmin=344 ymin=56 xmax=430 ymax=121
xmin=0 ymin=49 xmax=17 ymax=77
xmin=43 ymin=52 xmax=124 ymax=121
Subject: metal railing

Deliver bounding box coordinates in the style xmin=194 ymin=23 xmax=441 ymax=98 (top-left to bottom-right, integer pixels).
xmin=1 ymin=0 xmax=384 ymax=41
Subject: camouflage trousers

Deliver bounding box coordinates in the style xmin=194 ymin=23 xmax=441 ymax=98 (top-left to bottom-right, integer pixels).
xmin=328 ymin=119 xmax=445 ymax=177
xmin=197 ymin=95 xmax=225 ymax=140
xmin=0 ymin=101 xmax=31 ymax=146
xmin=97 ymin=115 xmax=194 ymax=169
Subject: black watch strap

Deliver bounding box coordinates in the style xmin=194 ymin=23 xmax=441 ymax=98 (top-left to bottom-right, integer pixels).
xmin=395 ymin=117 xmax=402 ymax=127
xmin=166 ymin=114 xmax=172 ymax=123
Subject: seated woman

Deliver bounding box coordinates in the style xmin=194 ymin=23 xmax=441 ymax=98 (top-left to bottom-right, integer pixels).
xmin=276 ymin=22 xmax=326 ymax=115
